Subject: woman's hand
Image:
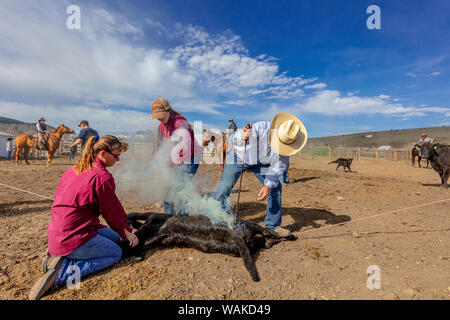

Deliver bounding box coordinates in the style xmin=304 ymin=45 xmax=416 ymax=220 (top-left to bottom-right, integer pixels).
xmin=125 ymin=229 xmax=139 ymax=247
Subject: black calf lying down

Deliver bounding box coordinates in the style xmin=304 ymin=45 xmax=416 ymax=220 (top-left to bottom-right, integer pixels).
xmin=119 ymin=213 xmax=296 ymax=281
xmin=329 ymin=157 xmax=353 ymax=172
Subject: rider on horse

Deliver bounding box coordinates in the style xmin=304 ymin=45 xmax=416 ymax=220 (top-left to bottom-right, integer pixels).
xmin=36 ymin=117 xmax=50 ymax=151
xmin=416 ymin=133 xmax=433 ymax=155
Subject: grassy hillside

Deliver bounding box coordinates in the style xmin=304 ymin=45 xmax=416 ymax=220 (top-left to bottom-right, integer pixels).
xmin=0 ymin=117 xmax=55 ymax=136
xmin=0 ymin=117 xmax=25 ymax=124
xmin=306 ymin=126 xmax=450 ymax=150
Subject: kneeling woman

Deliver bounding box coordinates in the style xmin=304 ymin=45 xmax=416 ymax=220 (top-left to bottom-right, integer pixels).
xmin=29 ymin=135 xmax=138 ymax=300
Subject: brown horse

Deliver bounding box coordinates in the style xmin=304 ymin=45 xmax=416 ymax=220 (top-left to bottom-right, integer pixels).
xmin=202 ymin=129 xmax=229 ymax=172
xmin=14 ymin=124 xmax=74 ymax=166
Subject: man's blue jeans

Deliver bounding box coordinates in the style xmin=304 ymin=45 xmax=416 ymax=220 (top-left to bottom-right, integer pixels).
xmin=6 ymin=151 xmax=12 ymax=160
xmin=280 ymin=170 xmax=289 ymax=184
xmin=164 ymin=160 xmax=200 ymax=215
xmin=213 ymin=158 xmax=282 ymax=230
xmin=54 ymin=227 xmax=122 ymax=287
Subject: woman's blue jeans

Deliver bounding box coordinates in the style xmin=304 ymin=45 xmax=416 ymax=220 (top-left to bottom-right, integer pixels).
xmin=54 ymin=227 xmax=122 ymax=287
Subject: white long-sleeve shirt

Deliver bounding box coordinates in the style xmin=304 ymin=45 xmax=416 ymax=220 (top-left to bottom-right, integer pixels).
xmin=6 ymin=140 xmax=13 ymax=152
xmin=36 ymin=122 xmax=47 ymax=132
xmin=229 ymin=121 xmax=289 ymax=189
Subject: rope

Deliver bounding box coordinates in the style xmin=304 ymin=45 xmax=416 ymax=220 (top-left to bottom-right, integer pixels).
xmin=300 ymin=197 xmax=450 ymax=235
xmin=1 ymin=182 xmax=449 ymax=236
xmin=0 ymin=183 xmax=53 ymax=200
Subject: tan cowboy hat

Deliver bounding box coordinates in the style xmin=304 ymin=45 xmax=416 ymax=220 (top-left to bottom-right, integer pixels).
xmin=270 ymin=112 xmax=308 ymax=156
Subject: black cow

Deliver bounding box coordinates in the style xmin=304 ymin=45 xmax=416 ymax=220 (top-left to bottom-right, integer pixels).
xmin=419 ymin=142 xmax=450 ymax=188
xmin=119 ymin=213 xmax=296 ymax=282
xmin=411 ymin=144 xmax=429 ymax=168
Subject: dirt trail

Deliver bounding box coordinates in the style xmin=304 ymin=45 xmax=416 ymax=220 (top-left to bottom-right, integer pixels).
xmin=0 ymin=158 xmax=449 ymax=300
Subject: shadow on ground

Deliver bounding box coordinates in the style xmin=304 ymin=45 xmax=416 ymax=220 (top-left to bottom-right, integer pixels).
xmin=0 ymin=199 xmax=52 ymax=216
xmin=237 ymin=201 xmax=351 ymax=232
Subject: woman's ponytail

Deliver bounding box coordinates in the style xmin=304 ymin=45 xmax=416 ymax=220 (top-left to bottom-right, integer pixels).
xmin=74 ymin=136 xmax=96 ymax=174
xmin=73 ymin=135 xmax=128 ymax=175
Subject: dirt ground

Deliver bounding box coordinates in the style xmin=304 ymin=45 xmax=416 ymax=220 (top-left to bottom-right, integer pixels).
xmin=0 ymin=156 xmax=449 ymax=300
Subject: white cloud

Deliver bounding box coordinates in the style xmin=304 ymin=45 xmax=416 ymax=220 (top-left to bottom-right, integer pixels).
xmin=169 ymin=25 xmax=316 ymax=98
xmin=299 ymin=90 xmax=404 ymax=115
xmin=299 ymin=90 xmax=450 ymax=116
xmin=0 ymin=0 xmax=196 ymax=109
xmin=428 ymin=71 xmax=441 ymax=76
xmin=1 ymin=0 xmax=447 ymax=136
xmin=264 ymin=90 xmax=450 ymax=118
xmin=0 ymin=101 xmax=156 ymax=135
xmin=304 ymin=83 xmax=327 ymax=89
xmin=0 ymin=1 xmax=324 ymax=121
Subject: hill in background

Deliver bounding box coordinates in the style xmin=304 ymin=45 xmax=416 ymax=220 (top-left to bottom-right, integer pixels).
xmin=2 ymin=116 xmax=449 ymax=149
xmin=0 ymin=116 xmax=55 ymax=137
xmin=306 ymin=126 xmax=450 ymax=150
xmin=0 ymin=117 xmax=26 ymax=124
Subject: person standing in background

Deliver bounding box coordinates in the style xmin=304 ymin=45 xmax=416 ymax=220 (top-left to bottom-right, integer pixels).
xmin=6 ymin=137 xmax=13 ymax=160
xmin=228 ymin=119 xmax=237 ymax=133
xmin=72 ymin=120 xmax=99 ymax=153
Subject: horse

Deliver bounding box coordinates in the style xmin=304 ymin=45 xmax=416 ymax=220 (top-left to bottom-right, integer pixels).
xmin=202 ymin=129 xmax=229 ymax=173
xmin=14 ymin=124 xmax=75 ymax=166
xmin=411 ymin=144 xmax=429 ymax=168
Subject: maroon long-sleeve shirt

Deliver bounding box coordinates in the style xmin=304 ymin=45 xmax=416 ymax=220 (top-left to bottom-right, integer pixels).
xmin=48 ymin=157 xmax=132 ymax=256
xmin=159 ymin=114 xmax=203 ymax=164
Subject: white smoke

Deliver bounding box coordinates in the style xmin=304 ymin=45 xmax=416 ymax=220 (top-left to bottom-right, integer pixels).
xmin=112 ymin=134 xmax=235 ymax=228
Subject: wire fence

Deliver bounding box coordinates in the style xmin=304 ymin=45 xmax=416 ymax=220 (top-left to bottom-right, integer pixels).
xmin=8 ymin=141 xmax=415 ymax=163
xmin=122 ymin=144 xmax=414 ymax=162
xmin=9 ymin=140 xmax=80 ymax=160
xmin=294 ymin=147 xmax=413 ymax=161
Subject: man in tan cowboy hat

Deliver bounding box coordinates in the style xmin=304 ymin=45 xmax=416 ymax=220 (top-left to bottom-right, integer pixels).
xmin=212 ymin=112 xmax=307 ymax=236
xmin=36 ymin=117 xmax=50 ymax=150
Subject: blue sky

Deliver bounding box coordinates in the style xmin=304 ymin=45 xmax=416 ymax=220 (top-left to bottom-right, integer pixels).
xmin=0 ymin=0 xmax=449 ymax=137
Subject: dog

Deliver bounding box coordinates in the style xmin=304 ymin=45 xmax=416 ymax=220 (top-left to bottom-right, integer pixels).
xmin=329 ymin=157 xmax=353 ymax=172
xmin=119 ymin=213 xmax=296 ymax=282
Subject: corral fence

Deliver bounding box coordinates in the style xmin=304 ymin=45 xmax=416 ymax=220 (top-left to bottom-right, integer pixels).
xmin=123 ymin=144 xmax=414 ymax=162
xmin=294 ymin=147 xmax=413 ymax=161
xmin=6 ymin=141 xmax=414 ymax=163
xmin=9 ymin=140 xmax=81 ymax=160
